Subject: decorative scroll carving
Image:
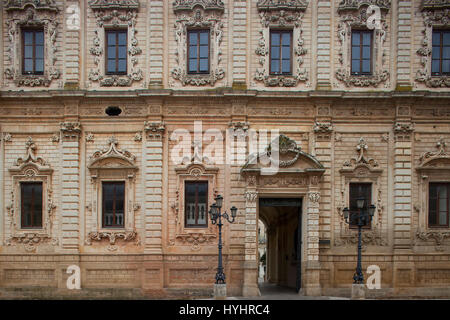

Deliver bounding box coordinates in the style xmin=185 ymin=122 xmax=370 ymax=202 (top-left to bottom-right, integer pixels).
xmin=88 ymin=135 xmax=136 ymax=167
xmin=334 ymin=228 xmax=388 ymax=248
xmin=6 ymin=137 xmax=57 ymax=251
xmin=342 ymin=137 xmax=379 ymax=170
xmin=415 ymin=229 xmax=450 ymax=251
xmin=314 ymin=121 xmax=333 ymax=140
xmin=416 ymin=8 xmax=450 ymax=87
xmin=254 ymin=2 xmax=309 ymax=87
xmin=171 ymin=8 xmax=224 ymax=86
xmin=245 ymin=190 xmax=258 ymax=203
xmin=173 ymin=0 xmax=224 ymax=13
xmin=175 ymin=232 xmax=217 ymax=251
xmin=335 ymin=2 xmax=390 ymax=88
xmin=144 ymin=121 xmax=165 ymax=140
xmin=85 ymin=230 xmax=138 ymax=245
xmin=308 ymin=191 xmax=320 ymax=203
xmin=421 ymin=0 xmax=450 ymax=10
xmin=419 ymin=137 xmax=450 ymax=167
xmin=4 ymin=5 xmax=60 ymax=87
xmin=87 ymin=0 xmax=143 ymax=87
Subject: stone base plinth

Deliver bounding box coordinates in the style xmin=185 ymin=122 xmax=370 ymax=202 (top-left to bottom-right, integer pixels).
xmin=351 ymin=284 xmax=366 ymax=300
xmin=214 ymin=284 xmax=227 ymax=300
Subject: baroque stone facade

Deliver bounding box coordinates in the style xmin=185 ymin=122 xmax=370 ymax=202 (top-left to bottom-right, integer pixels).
xmin=0 ymin=0 xmax=450 ymax=299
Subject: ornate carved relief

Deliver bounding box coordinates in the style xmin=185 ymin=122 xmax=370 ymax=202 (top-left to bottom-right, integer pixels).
xmin=393 ymin=122 xmax=414 ymax=141
xmin=313 ymin=121 xmax=333 ymax=141
xmin=335 ymin=1 xmax=391 ymax=88
xmin=171 ymin=5 xmax=225 ymax=86
xmin=342 ymin=137 xmax=380 ymax=170
xmin=416 ymin=5 xmax=450 ymax=87
xmin=254 ymin=1 xmax=310 ymax=87
xmin=6 ymin=137 xmax=57 ymax=252
xmin=334 ymin=227 xmax=388 ymax=249
xmin=87 ymin=0 xmax=143 ymax=87
xmin=4 ymin=4 xmax=60 ymax=87
xmin=86 ymin=136 xmax=140 ymax=248
xmin=60 ymin=122 xmax=81 ymax=141
xmin=415 ymin=229 xmax=450 ymax=251
xmin=144 ymin=121 xmax=165 ymax=141
xmin=419 ymin=137 xmax=450 ymax=167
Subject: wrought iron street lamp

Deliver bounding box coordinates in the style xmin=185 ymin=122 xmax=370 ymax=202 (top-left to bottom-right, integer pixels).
xmin=209 ymin=194 xmax=237 ymax=284
xmin=343 ymin=198 xmax=376 ymax=284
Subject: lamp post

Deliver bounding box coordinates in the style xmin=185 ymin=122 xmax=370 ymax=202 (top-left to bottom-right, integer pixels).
xmin=209 ymin=194 xmax=237 ymax=288
xmin=343 ymin=198 xmax=375 ymax=285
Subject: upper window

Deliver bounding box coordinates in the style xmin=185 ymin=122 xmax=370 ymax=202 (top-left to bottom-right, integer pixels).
xmin=22 ymin=29 xmax=44 ymax=75
xmin=21 ymin=182 xmax=43 ymax=229
xmin=351 ymin=30 xmax=373 ymax=75
xmin=106 ymin=30 xmax=127 ymax=75
xmin=187 ymin=30 xmax=210 ymax=74
xmin=432 ymin=30 xmax=450 ymax=76
xmin=102 ymin=181 xmax=125 ymax=228
xmin=349 ymin=182 xmax=372 ymax=228
xmin=185 ymin=181 xmax=208 ymax=227
xmin=429 ymin=182 xmax=449 ymax=228
xmin=270 ymin=30 xmax=292 ymax=75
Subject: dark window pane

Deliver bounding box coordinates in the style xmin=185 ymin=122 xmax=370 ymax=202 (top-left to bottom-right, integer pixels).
xmin=189 ymin=46 xmax=197 ymax=59
xmin=443 ymin=46 xmax=450 ymax=60
xmin=282 ymin=46 xmax=291 ymax=60
xmin=281 ymin=33 xmax=291 ymax=46
xmin=199 ymin=45 xmax=208 ymax=59
xmin=185 ymin=181 xmax=208 ymax=227
xmin=282 ymin=59 xmax=290 ymax=73
xmin=189 ymin=59 xmax=197 ymax=73
xmin=271 ymin=32 xmax=280 ymax=45
xmin=352 ymin=46 xmax=360 ymax=60
xmin=443 ymin=59 xmax=450 ymax=73
xmin=444 ymin=32 xmax=450 ymax=45
xmin=24 ymin=32 xmax=33 ymax=45
xmin=35 ymin=59 xmax=44 ymax=73
xmin=118 ymin=59 xmax=127 ymax=73
xmin=432 ymin=46 xmax=441 ymax=59
xmin=102 ymin=182 xmax=125 ymax=228
xmin=271 ymin=59 xmax=280 ymax=73
xmin=352 ymin=32 xmax=360 ymax=45
xmin=432 ymin=59 xmax=440 ymax=74
xmin=118 ymin=46 xmax=127 ymax=59
xmin=189 ymin=32 xmax=197 ymax=45
xmin=35 ymin=31 xmax=44 ymax=45
xmin=362 ymin=59 xmax=371 ymax=73
xmin=363 ymin=32 xmax=371 ymax=46
xmin=21 ymin=182 xmax=43 ymax=228
xmin=107 ymin=60 xmax=116 ymax=73
xmin=24 ymin=46 xmax=33 ymax=59
xmin=199 ymin=58 xmax=208 ymax=72
xmin=199 ymin=31 xmax=209 ymax=45
xmin=35 ymin=45 xmax=44 ymax=59
xmin=107 ymin=32 xmax=116 ymax=45
xmin=433 ymin=31 xmax=441 ymax=46
xmin=352 ymin=60 xmax=360 ymax=73
xmin=24 ymin=59 xmax=33 ymax=72
xmin=107 ymin=46 xmax=116 ymax=59
xmin=271 ymin=45 xmax=280 ymax=59
xmin=118 ymin=32 xmax=127 ymax=45
xmin=362 ymin=46 xmax=371 ymax=59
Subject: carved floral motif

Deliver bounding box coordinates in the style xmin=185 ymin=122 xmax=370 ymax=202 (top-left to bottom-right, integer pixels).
xmin=415 ymin=229 xmax=450 ymax=251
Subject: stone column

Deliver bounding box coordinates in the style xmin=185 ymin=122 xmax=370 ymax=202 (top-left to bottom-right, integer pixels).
xmin=316 ymin=0 xmax=332 ymax=90
xmin=143 ymin=121 xmax=165 ymax=254
xmin=60 ymin=121 xmax=81 ymax=252
xmin=148 ymin=0 xmax=164 ymax=88
xmin=64 ymin=0 xmax=81 ymax=89
xmin=395 ymin=0 xmax=413 ymax=90
xmin=232 ymin=0 xmax=248 ymax=89
xmin=242 ymin=184 xmax=260 ymax=297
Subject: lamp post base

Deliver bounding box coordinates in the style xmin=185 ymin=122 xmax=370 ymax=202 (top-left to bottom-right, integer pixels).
xmin=351 ymin=284 xmax=366 ymax=300
xmin=213 ymin=283 xmax=227 ymax=300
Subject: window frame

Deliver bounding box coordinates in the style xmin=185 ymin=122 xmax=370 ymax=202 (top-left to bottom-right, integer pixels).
xmin=105 ymin=29 xmax=128 ymax=76
xmin=428 ymin=182 xmax=450 ymax=228
xmin=102 ymin=181 xmax=126 ymax=229
xmin=350 ymin=29 xmax=373 ymax=76
xmin=269 ymin=29 xmax=293 ymax=76
xmin=20 ymin=181 xmax=43 ymax=229
xmin=431 ymin=29 xmax=450 ymax=77
xmin=184 ymin=180 xmax=209 ymax=228
xmin=21 ymin=28 xmax=45 ymax=76
xmin=348 ymin=182 xmax=372 ymax=229
xmin=186 ymin=29 xmax=211 ymax=75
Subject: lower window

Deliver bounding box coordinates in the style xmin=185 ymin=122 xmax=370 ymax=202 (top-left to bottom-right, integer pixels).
xmin=21 ymin=182 xmax=43 ymax=228
xmin=102 ymin=181 xmax=125 ymax=228
xmin=349 ymin=182 xmax=372 ymax=228
xmin=185 ymin=181 xmax=208 ymax=227
xmin=429 ymin=182 xmax=450 ymax=227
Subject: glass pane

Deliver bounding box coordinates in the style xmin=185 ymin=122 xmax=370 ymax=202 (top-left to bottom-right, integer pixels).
xmin=432 ymin=46 xmax=441 ymax=59
xmin=24 ymin=59 xmax=33 ymax=72
xmin=271 ymin=59 xmax=279 ymax=73
xmin=432 ymin=59 xmax=440 ymax=74
xmin=107 ymin=46 xmax=116 ymax=59
xmin=362 ymin=59 xmax=371 ymax=73
xmin=352 ymin=46 xmax=360 ymax=60
xmin=118 ymin=32 xmax=127 ymax=45
xmin=439 ymin=185 xmax=447 ymax=198
xmin=199 ymin=45 xmax=208 ymax=59
xmin=35 ymin=59 xmax=44 ymax=73
xmin=444 ymin=32 xmax=450 ymax=46
xmin=35 ymin=45 xmax=44 ymax=59
xmin=199 ymin=31 xmax=209 ymax=45
xmin=271 ymin=32 xmax=280 ymax=45
xmin=439 ymin=211 xmax=447 ymax=225
xmin=281 ymin=32 xmax=291 ymax=46
xmin=33 ymin=185 xmax=42 ymax=227
xmin=363 ymin=32 xmax=372 ymax=46
xmin=433 ymin=32 xmax=441 ymax=46
xmin=430 ymin=184 xmax=437 ymax=198
xmin=271 ymin=45 xmax=280 ymax=59
xmin=363 ymin=46 xmax=371 ymax=59
xmin=24 ymin=31 xmax=33 ymax=45
xmin=189 ymin=59 xmax=197 ymax=72
xmin=189 ymin=46 xmax=197 ymax=59
xmin=282 ymin=46 xmax=291 ymax=59
xmin=118 ymin=46 xmax=127 ymax=59
xmin=107 ymin=32 xmax=116 ymax=46
xmin=439 ymin=197 xmax=447 ymax=213
xmin=118 ymin=59 xmax=127 ymax=73
xmin=429 ymin=196 xmax=437 ymax=213
xmin=352 ymin=32 xmax=360 ymax=46
xmin=282 ymin=59 xmax=291 ymax=73
xmin=351 ymin=59 xmax=360 ymax=73
xmin=35 ymin=31 xmax=44 ymax=45
xmin=199 ymin=58 xmax=208 ymax=72
xmin=24 ymin=46 xmax=33 ymax=59
xmin=444 ymin=46 xmax=450 ymax=59
xmin=443 ymin=59 xmax=450 ymax=73
xmin=107 ymin=60 xmax=116 ymax=73
xmin=189 ymin=32 xmax=197 ymax=45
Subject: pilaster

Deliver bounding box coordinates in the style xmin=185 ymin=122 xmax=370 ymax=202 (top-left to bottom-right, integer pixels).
xmin=316 ymin=0 xmax=332 ymax=90
xmin=148 ymin=0 xmax=164 ymax=88
xmin=396 ymin=0 xmax=413 ymax=90
xmin=232 ymin=0 xmax=248 ymax=88
xmin=64 ymin=0 xmax=81 ymax=88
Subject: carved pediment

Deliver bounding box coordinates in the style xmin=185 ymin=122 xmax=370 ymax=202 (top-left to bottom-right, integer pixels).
xmin=88 ymin=0 xmax=139 ymax=10
xmin=340 ymin=137 xmax=381 ymax=174
xmin=418 ymin=137 xmax=450 ymax=170
xmin=421 ymin=0 xmax=450 ymax=10
xmin=172 ymin=0 xmax=224 ymax=13
xmin=337 ymin=0 xmax=391 ymax=12
xmin=257 ymin=0 xmax=308 ymax=12
xmin=5 ymin=0 xmax=58 ymax=11
xmin=9 ymin=137 xmax=52 ymax=174
xmin=88 ymin=136 xmax=137 ymax=170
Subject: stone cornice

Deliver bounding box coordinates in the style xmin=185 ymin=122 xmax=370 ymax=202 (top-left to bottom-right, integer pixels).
xmin=421 ymin=0 xmax=450 ymax=10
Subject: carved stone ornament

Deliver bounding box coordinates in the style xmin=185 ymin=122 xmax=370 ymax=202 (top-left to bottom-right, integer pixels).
xmin=87 ymin=0 xmax=143 ymax=87
xmin=6 ymin=137 xmax=58 ymax=252
xmin=421 ymin=0 xmax=450 ymax=10
xmin=416 ymin=7 xmax=450 ymax=87
xmin=86 ymin=136 xmax=140 ymax=248
xmin=335 ymin=2 xmax=390 ymax=88
xmin=334 ymin=227 xmax=388 ymax=248
xmin=171 ymin=8 xmax=225 ymax=86
xmin=393 ymin=122 xmax=414 ymax=141
xmin=175 ymin=232 xmax=217 ymax=251
xmin=418 ymin=137 xmax=450 ymax=167
xmin=313 ymin=121 xmax=333 ymax=134
xmin=144 ymin=121 xmax=165 ymax=140
xmin=342 ymin=137 xmax=380 ymax=171
xmin=254 ymin=1 xmax=309 ymax=87
xmin=172 ymin=0 xmax=225 ymax=13
xmin=415 ymin=229 xmax=450 ymax=251
xmin=4 ymin=4 xmax=60 ymax=87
